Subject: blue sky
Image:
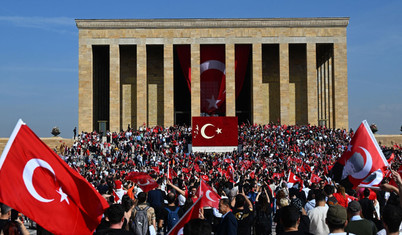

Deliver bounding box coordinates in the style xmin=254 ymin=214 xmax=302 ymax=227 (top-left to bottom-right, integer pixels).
xmin=0 ymin=0 xmax=401 ymax=138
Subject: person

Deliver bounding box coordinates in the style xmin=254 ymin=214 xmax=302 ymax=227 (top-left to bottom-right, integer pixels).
xmin=73 ymin=127 xmax=77 ymax=139
xmin=159 ymin=192 xmax=183 ymax=233
xmin=279 ymin=205 xmax=310 ymax=235
xmin=290 ymin=198 xmax=311 ymax=234
xmin=216 ymin=198 xmax=237 ymax=235
xmin=183 ymin=218 xmax=212 ymax=235
xmin=344 ymin=200 xmax=377 ymax=235
xmin=359 ymin=188 xmax=378 ymax=223
xmin=325 ymin=204 xmax=355 ymax=235
xmin=95 ymin=204 xmax=131 ymax=234
xmin=231 ymin=193 xmax=254 ymax=235
xmin=254 ymin=186 xmax=272 ymax=235
xmin=2 ymin=219 xmax=30 ymax=235
xmin=307 ymin=191 xmax=329 ymax=235
xmin=324 ymin=185 xmax=338 ymax=206
xmin=131 ymin=192 xmax=156 ymax=235
xmin=0 ymin=203 xmax=12 ymax=232
xmin=147 ymin=178 xmax=166 ymax=227
xmin=377 ymin=204 xmax=402 ymax=235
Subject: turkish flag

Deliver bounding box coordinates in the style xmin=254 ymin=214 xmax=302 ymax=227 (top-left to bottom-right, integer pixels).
xmin=288 ymin=171 xmax=301 ymax=184
xmin=200 ymin=45 xmax=226 ymax=114
xmin=196 ymin=180 xmax=221 ymax=208
xmin=167 ymin=196 xmax=203 ymax=235
xmin=310 ymin=173 xmax=322 ymax=184
xmin=330 ymin=120 xmax=389 ymax=189
xmin=192 ymin=116 xmax=238 ymax=147
xmin=0 ymin=120 xmax=108 ymax=234
xmin=125 ymin=172 xmax=158 ymax=192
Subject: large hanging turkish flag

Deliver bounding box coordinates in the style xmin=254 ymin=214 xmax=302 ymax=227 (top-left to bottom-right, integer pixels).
xmin=0 ymin=120 xmax=109 ymax=234
xmin=176 ymin=45 xmax=250 ymax=116
xmin=200 ymin=45 xmax=226 ymax=114
xmin=330 ymin=120 xmax=388 ymax=189
xmin=192 ymin=116 xmax=238 ymax=147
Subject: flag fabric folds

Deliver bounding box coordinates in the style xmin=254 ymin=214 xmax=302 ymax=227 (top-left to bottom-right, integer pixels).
xmin=167 ymin=196 xmax=203 ymax=235
xmin=330 ymin=120 xmax=389 ymax=189
xmin=195 ymin=180 xmax=221 ymax=208
xmin=125 ymin=172 xmax=158 ymax=192
xmin=0 ymin=120 xmax=109 ymax=234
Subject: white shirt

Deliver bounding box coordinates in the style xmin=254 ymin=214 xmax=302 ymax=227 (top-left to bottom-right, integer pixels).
xmin=308 ymin=206 xmax=329 ymax=235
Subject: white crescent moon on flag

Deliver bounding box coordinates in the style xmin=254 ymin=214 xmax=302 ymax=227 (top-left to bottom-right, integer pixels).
xmin=137 ymin=180 xmax=150 ymax=186
xmin=352 ymin=147 xmax=373 ymax=179
xmin=23 ymin=159 xmax=55 ymax=203
xmin=200 ymin=60 xmax=225 ymax=75
xmin=206 ymin=190 xmax=216 ymax=202
xmin=201 ymin=124 xmax=215 ymax=139
xmin=293 ymin=175 xmax=298 ymax=181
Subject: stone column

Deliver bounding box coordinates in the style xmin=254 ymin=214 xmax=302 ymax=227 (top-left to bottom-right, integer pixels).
xmin=122 ymin=84 xmax=132 ymax=129
xmin=279 ymin=43 xmax=290 ymax=124
xmin=109 ymin=44 xmax=120 ymax=132
xmin=306 ymin=43 xmax=318 ymax=126
xmin=252 ymin=43 xmax=263 ymax=124
xmin=333 ymin=43 xmax=348 ymax=129
xmin=225 ymin=43 xmax=236 ymax=117
xmin=191 ymin=44 xmax=201 ymax=118
xmin=328 ymin=55 xmax=334 ymax=128
xmin=137 ymin=44 xmax=147 ymax=127
xmin=164 ymin=44 xmax=174 ymax=127
xmin=78 ymin=42 xmax=93 ymax=132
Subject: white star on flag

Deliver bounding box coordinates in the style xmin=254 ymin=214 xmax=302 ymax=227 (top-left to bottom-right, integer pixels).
xmin=216 ymin=128 xmax=222 ymax=134
xmin=56 ymin=187 xmax=70 ymax=204
xmin=206 ymin=95 xmax=220 ymax=109
xmin=347 ymin=144 xmax=353 ymax=152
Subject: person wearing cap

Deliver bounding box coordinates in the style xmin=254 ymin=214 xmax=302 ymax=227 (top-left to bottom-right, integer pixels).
xmin=326 ymin=204 xmax=355 ymax=235
xmin=345 ymin=200 xmax=377 ymax=235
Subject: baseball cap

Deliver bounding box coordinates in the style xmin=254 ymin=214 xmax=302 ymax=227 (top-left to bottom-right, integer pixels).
xmin=327 ymin=204 xmax=347 ymax=225
xmin=347 ymin=200 xmax=361 ymax=213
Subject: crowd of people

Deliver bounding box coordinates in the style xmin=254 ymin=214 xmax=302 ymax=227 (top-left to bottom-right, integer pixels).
xmin=1 ymin=123 xmax=402 ymax=234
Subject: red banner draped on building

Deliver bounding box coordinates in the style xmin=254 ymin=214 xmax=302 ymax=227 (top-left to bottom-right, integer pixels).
xmin=176 ymin=45 xmax=250 ymax=115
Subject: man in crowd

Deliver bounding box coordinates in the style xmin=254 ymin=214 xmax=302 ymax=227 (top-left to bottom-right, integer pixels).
xmin=159 ymin=192 xmax=183 ymax=233
xmin=308 ymin=191 xmax=329 ymax=235
xmin=95 ymin=204 xmax=131 ymax=235
xmin=345 ymin=200 xmax=377 ymax=235
xmin=216 ymin=198 xmax=237 ymax=235
xmin=326 ymin=204 xmax=354 ymax=235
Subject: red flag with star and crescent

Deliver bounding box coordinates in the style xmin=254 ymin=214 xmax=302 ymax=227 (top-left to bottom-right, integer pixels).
xmin=125 ymin=172 xmax=158 ymax=192
xmin=288 ymin=171 xmax=302 ymax=184
xmin=330 ymin=120 xmax=389 ymax=189
xmin=192 ymin=117 xmax=238 ymax=147
xmin=195 ymin=180 xmax=221 ymax=208
xmin=0 ymin=120 xmax=109 ymax=234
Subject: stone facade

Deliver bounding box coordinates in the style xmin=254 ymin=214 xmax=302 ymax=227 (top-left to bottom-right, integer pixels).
xmin=76 ymin=18 xmax=349 ymax=132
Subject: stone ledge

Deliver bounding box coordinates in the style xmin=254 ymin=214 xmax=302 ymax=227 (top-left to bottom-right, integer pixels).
xmin=76 ymin=18 xmax=349 ymax=29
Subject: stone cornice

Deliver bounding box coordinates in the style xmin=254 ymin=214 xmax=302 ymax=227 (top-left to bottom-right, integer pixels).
xmin=75 ymin=18 xmax=349 ymax=30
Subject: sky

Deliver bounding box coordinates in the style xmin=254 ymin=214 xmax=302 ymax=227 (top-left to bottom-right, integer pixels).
xmin=0 ymin=0 xmax=401 ymax=138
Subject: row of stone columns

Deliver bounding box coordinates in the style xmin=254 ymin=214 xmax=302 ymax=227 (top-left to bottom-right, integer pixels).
xmin=78 ymin=42 xmax=348 ymax=132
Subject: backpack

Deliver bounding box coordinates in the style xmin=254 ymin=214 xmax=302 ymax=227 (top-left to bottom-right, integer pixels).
xmin=165 ymin=207 xmax=180 ymax=232
xmin=132 ymin=206 xmax=149 ymax=235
